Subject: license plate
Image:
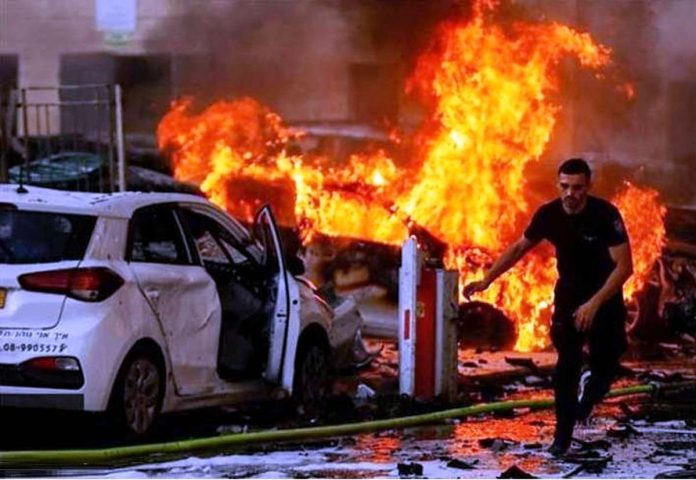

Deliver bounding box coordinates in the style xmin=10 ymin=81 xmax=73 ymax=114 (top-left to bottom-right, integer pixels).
xmin=0 ymin=288 xmax=5 ymax=309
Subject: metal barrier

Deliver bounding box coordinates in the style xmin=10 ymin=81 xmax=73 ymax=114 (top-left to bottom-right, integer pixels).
xmin=0 ymin=84 xmax=126 ymax=192
xmin=399 ymin=236 xmax=459 ymax=402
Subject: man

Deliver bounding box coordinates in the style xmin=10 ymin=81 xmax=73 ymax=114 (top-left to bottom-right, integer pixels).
xmin=463 ymin=158 xmax=633 ymax=455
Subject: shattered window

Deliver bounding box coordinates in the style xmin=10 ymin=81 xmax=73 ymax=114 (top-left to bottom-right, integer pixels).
xmin=194 ymin=230 xmax=229 ymax=264
xmin=180 ymin=208 xmax=253 ymax=267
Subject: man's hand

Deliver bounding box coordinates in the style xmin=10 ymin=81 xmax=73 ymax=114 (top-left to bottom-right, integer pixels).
xmin=463 ymin=280 xmax=490 ymax=300
xmin=574 ymin=298 xmax=601 ymax=332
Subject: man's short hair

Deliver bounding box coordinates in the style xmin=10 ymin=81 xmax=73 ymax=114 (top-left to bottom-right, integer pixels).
xmin=558 ymin=158 xmax=591 ymax=180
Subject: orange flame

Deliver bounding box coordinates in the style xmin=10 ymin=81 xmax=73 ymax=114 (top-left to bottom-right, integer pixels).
xmin=613 ymin=182 xmax=666 ymax=301
xmin=157 ymin=1 xmax=661 ymax=351
xmin=396 ymin=5 xmax=611 ymax=351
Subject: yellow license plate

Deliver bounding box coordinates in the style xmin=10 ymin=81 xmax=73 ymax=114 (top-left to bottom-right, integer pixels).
xmin=0 ymin=288 xmax=6 ymax=309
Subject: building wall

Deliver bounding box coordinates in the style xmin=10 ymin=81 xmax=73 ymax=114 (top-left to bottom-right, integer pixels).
xmin=0 ymin=0 xmax=390 ymax=131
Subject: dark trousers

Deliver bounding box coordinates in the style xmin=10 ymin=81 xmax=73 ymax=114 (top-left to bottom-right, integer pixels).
xmin=550 ymin=300 xmax=627 ymax=439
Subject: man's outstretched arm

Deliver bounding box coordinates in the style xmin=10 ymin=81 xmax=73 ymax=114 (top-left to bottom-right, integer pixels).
xmin=463 ymin=236 xmax=539 ymax=299
xmin=574 ymin=242 xmax=633 ymax=331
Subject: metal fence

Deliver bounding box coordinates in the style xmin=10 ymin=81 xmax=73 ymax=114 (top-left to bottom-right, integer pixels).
xmin=0 ymin=84 xmax=126 ymax=192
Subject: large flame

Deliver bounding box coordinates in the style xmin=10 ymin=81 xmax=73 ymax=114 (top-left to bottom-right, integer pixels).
xmin=157 ymin=1 xmax=663 ymax=351
xmin=613 ymin=182 xmax=667 ymax=301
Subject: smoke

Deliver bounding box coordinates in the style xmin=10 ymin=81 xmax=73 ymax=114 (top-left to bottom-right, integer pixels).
xmin=656 ymin=0 xmax=696 ymax=79
xmin=142 ymin=0 xmax=457 ymax=123
xmin=516 ymin=0 xmax=696 ymax=204
xmin=143 ymin=1 xmax=357 ymax=120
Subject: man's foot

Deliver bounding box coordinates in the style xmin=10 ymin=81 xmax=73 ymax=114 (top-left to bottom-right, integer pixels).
xmin=549 ymin=418 xmax=575 ymax=456
xmin=548 ymin=438 xmax=571 ymax=456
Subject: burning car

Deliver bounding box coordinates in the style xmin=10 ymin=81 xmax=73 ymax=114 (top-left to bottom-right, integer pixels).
xmin=628 ymin=204 xmax=696 ymax=341
xmin=0 ymin=185 xmax=362 ymax=435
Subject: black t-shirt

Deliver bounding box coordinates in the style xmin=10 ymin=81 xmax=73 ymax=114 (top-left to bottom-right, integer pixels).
xmin=524 ymin=196 xmax=629 ymax=308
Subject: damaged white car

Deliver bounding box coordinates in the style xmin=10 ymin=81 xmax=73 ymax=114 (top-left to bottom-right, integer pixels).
xmin=0 ymin=185 xmax=364 ymax=435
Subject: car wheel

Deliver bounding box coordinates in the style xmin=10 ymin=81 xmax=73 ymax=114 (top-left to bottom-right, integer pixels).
xmin=626 ymin=281 xmax=665 ymax=340
xmin=110 ymin=350 xmax=163 ymax=437
xmin=293 ymin=340 xmax=331 ymax=418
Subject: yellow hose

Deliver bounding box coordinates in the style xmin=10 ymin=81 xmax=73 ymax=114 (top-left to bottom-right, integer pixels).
xmin=0 ymin=383 xmax=687 ymax=468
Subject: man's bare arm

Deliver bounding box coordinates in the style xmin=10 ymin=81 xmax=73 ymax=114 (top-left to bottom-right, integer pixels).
xmin=594 ymin=242 xmax=633 ymax=304
xmin=463 ymin=236 xmax=538 ymax=299
xmin=574 ymin=242 xmax=633 ymax=330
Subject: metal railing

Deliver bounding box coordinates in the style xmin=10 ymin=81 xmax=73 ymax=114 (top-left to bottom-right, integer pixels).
xmin=0 ymin=84 xmax=126 ymax=192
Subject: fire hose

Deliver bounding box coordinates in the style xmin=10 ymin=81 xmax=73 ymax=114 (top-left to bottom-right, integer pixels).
xmin=1 ymin=381 xmax=694 ymax=468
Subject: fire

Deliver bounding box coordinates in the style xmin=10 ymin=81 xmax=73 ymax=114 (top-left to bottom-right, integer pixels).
xmin=157 ymin=97 xmax=298 ymax=222
xmin=157 ymin=0 xmax=661 ymax=351
xmin=396 ymin=1 xmax=611 ymax=351
xmin=613 ymin=182 xmax=666 ymax=301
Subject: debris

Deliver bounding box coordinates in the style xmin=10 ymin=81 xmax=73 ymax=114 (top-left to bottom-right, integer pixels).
xmin=638 ymin=371 xmax=684 ymax=383
xmin=655 ymin=470 xmax=696 ymax=479
xmin=561 ymin=451 xmax=613 ymax=478
xmin=656 ymin=441 xmax=696 ymax=450
xmin=636 ymin=427 xmax=696 ymax=435
xmin=479 ymin=383 xmax=506 ymax=402
xmin=478 ymin=438 xmax=513 ymax=452
xmin=584 ymin=460 xmax=610 ymax=474
xmin=659 ymin=343 xmax=683 ymax=353
xmin=563 ymin=449 xmax=603 ymax=460
xmin=497 ymin=465 xmax=538 ymax=479
xmin=607 ymin=422 xmax=642 ymax=438
xmin=504 ymin=356 xmax=540 ymax=374
xmin=215 ymin=424 xmax=248 ymax=434
xmin=397 ymin=462 xmax=424 ymax=477
xmin=446 ymin=458 xmax=479 ymax=470
xmin=681 ymin=333 xmax=696 ymax=343
xmin=478 ymin=438 xmax=497 ymax=448
xmin=562 ymin=464 xmax=587 ymax=478
xmin=478 ymin=358 xmax=489 ymax=364
xmin=523 ymin=375 xmax=550 ymax=387
xmin=563 ymin=451 xmax=612 ymax=462
xmin=574 ymin=438 xmax=611 ymax=451
xmin=523 ymin=442 xmax=543 ymax=450
xmin=561 ymin=453 xmax=613 ymax=475
xmin=355 ymin=383 xmax=376 ymax=400
xmin=619 ymin=401 xmax=638 ymax=418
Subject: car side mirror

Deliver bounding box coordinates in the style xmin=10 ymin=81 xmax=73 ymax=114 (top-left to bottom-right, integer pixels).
xmin=286 ymin=253 xmax=305 ymax=276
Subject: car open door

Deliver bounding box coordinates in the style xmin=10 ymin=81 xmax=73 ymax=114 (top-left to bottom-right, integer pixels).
xmin=253 ymin=205 xmax=300 ymax=391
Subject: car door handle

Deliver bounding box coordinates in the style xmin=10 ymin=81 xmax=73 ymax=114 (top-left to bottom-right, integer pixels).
xmin=145 ymin=289 xmax=160 ymax=302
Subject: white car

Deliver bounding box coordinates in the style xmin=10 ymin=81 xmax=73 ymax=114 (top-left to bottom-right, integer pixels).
xmin=0 ymin=185 xmax=360 ymax=435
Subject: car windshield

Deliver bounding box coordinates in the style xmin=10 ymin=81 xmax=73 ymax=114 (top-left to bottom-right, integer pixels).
xmin=0 ymin=208 xmax=96 ymax=264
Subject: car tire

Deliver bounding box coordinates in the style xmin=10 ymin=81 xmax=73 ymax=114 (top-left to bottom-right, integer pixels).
xmin=109 ymin=347 xmax=164 ymax=437
xmin=292 ymin=339 xmax=331 ymax=419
